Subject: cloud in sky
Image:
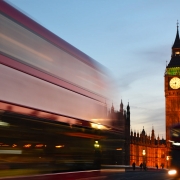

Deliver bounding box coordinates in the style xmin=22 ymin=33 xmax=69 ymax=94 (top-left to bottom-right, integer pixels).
xmin=131 ymin=106 xmax=165 ymax=137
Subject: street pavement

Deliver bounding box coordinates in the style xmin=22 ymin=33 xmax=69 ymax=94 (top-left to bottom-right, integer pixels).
xmin=78 ymin=169 xmax=176 ymax=180
xmin=103 ymin=170 xmax=171 ymax=180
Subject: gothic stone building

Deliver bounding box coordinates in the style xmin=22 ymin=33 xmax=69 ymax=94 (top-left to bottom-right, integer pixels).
xmin=130 ymin=128 xmax=167 ymax=168
xmin=108 ymin=100 xmax=130 ymax=165
xmin=108 ymin=24 xmax=180 ymax=166
xmin=130 ymin=24 xmax=180 ymax=168
xmin=109 ymin=102 xmax=167 ymax=167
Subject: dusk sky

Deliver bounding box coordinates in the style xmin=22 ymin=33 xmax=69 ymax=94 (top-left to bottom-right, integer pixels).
xmin=6 ymin=0 xmax=180 ymax=138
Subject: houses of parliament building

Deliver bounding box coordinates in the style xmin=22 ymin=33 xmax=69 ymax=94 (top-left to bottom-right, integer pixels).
xmin=111 ymin=101 xmax=167 ymax=167
xmin=131 ymin=24 xmax=180 ymax=167
xmin=113 ymin=24 xmax=180 ymax=167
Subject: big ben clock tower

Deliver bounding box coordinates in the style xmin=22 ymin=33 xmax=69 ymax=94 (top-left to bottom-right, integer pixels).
xmin=165 ymin=23 xmax=180 ymax=143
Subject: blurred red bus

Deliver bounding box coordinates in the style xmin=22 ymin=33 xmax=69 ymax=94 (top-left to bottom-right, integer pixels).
xmin=0 ymin=1 xmax=124 ymax=179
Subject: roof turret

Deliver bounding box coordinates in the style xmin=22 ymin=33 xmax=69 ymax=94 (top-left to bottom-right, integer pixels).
xmin=111 ymin=103 xmax=114 ymax=113
xmin=120 ymin=99 xmax=123 ymax=113
xmin=127 ymin=102 xmax=130 ymax=111
xmin=142 ymin=127 xmax=145 ymax=136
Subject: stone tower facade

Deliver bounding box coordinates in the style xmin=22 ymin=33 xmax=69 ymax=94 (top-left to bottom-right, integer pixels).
xmin=165 ymin=24 xmax=180 ymax=142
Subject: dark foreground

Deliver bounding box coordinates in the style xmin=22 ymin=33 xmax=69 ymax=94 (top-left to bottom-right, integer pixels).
xmin=77 ymin=169 xmax=175 ymax=180
xmin=0 ymin=169 xmax=177 ymax=180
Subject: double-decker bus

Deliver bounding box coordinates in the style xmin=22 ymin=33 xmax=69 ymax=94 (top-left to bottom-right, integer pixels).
xmin=168 ymin=124 xmax=180 ymax=179
xmin=0 ymin=1 xmax=124 ymax=179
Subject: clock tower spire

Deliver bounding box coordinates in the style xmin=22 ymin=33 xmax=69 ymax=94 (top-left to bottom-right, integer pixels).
xmin=168 ymin=21 xmax=180 ymax=67
xmin=165 ymin=23 xmax=180 ymax=143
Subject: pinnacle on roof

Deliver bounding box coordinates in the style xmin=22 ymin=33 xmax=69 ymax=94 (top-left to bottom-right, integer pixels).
xmin=158 ymin=134 xmax=160 ymax=140
xmin=172 ymin=20 xmax=180 ymax=48
xmin=120 ymin=99 xmax=123 ymax=105
xmin=127 ymin=102 xmax=130 ymax=111
xmin=111 ymin=103 xmax=114 ymax=112
xmin=142 ymin=127 xmax=145 ymax=135
xmin=120 ymin=99 xmax=123 ymax=112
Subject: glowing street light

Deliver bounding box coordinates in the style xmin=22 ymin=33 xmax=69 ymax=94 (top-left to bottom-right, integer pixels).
xmin=94 ymin=141 xmax=100 ymax=148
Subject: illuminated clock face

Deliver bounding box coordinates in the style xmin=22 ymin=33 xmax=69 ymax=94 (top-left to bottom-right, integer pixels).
xmin=169 ymin=77 xmax=180 ymax=89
